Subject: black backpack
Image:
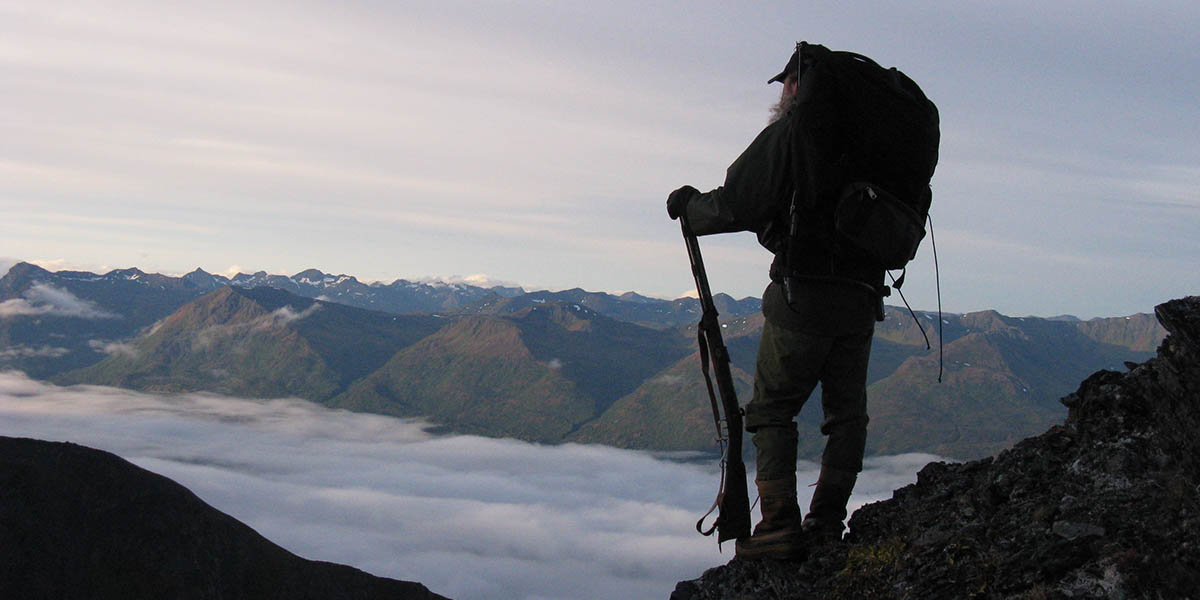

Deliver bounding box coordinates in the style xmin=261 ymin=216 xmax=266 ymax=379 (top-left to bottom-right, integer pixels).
xmin=787 ymin=42 xmax=940 ymax=280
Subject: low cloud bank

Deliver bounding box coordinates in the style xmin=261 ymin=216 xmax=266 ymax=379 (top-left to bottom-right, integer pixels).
xmin=88 ymin=339 xmax=138 ymax=358
xmin=0 ymin=345 xmax=71 ymax=360
xmin=268 ymin=303 xmax=321 ymax=325
xmin=0 ymin=372 xmax=946 ymax=600
xmin=190 ymin=303 xmax=319 ymax=350
xmin=0 ymin=283 xmax=119 ymax=319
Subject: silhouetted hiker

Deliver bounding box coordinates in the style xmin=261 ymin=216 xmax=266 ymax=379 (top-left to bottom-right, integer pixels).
xmin=667 ymin=42 xmax=938 ymax=560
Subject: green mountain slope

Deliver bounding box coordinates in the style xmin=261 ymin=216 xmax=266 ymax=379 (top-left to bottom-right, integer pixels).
xmin=863 ymin=310 xmax=1165 ymax=458
xmin=240 ymin=287 xmax=447 ymax=390
xmin=334 ymin=303 xmax=693 ymax=441
xmin=512 ymin=302 xmax=693 ymax=414
xmin=581 ymin=309 xmax=933 ymax=455
xmin=0 ymin=262 xmax=214 ymax=378
xmin=569 ymin=351 xmax=755 ymax=451
xmin=574 ymin=306 xmax=1165 ymax=461
xmin=57 ymin=287 xmax=445 ymax=401
xmin=333 ymin=315 xmax=591 ymax=441
xmin=57 ymin=287 xmax=338 ymax=398
xmin=1075 ymin=312 xmax=1164 ymax=352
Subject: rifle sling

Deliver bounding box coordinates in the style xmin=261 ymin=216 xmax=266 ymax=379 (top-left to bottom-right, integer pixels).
xmin=697 ymin=313 xmax=724 ymax=436
xmin=694 ymin=311 xmax=729 ymax=537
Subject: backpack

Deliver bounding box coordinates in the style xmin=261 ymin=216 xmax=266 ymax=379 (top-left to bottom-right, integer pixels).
xmin=787 ymin=42 xmax=940 ymax=281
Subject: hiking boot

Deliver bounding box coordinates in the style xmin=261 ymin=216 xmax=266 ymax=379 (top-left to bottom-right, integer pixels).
xmin=800 ymin=517 xmax=846 ymax=545
xmin=801 ymin=465 xmax=857 ymax=545
xmin=735 ymin=478 xmax=805 ymax=560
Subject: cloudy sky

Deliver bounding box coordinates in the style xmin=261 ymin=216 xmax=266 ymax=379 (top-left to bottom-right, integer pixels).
xmin=0 ymin=372 xmax=940 ymax=600
xmin=2 ymin=1 xmax=1197 ymax=317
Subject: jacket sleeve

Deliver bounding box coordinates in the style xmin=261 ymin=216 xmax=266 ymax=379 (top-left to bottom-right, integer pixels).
xmin=684 ymin=113 xmax=794 ymax=237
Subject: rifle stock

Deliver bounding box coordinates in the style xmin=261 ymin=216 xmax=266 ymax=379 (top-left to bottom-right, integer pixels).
xmin=680 ymin=218 xmax=752 ymax=545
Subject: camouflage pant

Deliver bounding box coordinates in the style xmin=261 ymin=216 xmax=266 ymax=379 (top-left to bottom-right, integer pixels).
xmin=744 ymin=318 xmax=872 ymax=480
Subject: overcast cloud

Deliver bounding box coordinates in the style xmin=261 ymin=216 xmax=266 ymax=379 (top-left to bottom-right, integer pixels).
xmin=0 ymin=372 xmax=941 ymax=600
xmin=1 ymin=1 xmax=1196 ymax=318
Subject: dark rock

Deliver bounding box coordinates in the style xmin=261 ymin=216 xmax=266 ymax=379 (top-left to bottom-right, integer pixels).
xmin=1052 ymin=520 xmax=1105 ymax=540
xmin=0 ymin=436 xmax=449 ymax=600
xmin=673 ymin=297 xmax=1200 ymax=599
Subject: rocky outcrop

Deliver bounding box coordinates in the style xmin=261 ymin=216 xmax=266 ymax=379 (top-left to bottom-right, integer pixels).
xmin=0 ymin=436 xmax=449 ymax=600
xmin=673 ymin=296 xmax=1200 ymax=599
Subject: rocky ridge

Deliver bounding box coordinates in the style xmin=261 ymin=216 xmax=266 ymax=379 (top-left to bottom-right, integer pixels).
xmin=673 ymin=296 xmax=1200 ymax=599
xmin=0 ymin=436 xmax=448 ymax=600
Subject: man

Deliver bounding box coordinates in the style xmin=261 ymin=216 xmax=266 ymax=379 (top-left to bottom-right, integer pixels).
xmin=667 ymin=47 xmax=883 ymax=559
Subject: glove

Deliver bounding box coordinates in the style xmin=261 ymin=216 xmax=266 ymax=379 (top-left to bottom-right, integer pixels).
xmin=666 ymin=185 xmax=700 ymax=220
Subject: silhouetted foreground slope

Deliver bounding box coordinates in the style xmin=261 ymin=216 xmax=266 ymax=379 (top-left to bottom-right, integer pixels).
xmin=673 ymin=296 xmax=1200 ymax=599
xmin=0 ymin=437 xmax=448 ymax=600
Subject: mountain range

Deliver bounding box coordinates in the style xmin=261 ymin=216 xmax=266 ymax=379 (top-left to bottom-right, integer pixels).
xmin=1 ymin=262 xmax=1167 ymax=460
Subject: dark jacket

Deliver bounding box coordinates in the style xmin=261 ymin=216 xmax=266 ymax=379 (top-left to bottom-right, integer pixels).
xmin=683 ymin=110 xmax=876 ymax=336
xmin=683 ymin=111 xmax=793 ymax=249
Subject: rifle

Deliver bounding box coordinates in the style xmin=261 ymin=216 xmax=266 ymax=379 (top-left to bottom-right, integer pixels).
xmin=680 ymin=216 xmax=752 ymax=546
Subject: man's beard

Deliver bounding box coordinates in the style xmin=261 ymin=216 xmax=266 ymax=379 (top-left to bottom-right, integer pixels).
xmin=769 ymin=86 xmax=797 ymax=124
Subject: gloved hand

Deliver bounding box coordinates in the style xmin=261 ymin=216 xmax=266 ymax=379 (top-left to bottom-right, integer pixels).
xmin=666 ymin=185 xmax=700 ymax=220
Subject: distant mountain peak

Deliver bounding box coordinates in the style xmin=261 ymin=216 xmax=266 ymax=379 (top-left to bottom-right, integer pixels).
xmin=0 ymin=262 xmax=53 ymax=287
xmin=618 ymin=291 xmax=658 ymax=304
xmin=104 ymin=267 xmax=146 ymax=279
xmin=1047 ymin=314 xmax=1082 ymax=322
xmin=292 ymin=268 xmax=327 ymax=280
xmin=181 ymin=268 xmax=223 ymax=291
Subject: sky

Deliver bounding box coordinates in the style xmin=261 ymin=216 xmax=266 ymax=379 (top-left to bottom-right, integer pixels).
xmin=2 ymin=1 xmax=1197 ymax=318
xmin=0 ymin=371 xmax=941 ymax=600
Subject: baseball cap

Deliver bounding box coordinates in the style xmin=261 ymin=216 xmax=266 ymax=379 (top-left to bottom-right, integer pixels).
xmin=767 ymin=47 xmax=800 ymax=84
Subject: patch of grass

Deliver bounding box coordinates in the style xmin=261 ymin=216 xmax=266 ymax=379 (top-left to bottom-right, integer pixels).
xmin=829 ymin=538 xmax=906 ymax=599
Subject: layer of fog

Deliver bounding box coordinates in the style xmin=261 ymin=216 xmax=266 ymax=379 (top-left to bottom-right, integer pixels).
xmin=0 ymin=283 xmax=119 ymax=319
xmin=0 ymin=372 xmax=945 ymax=600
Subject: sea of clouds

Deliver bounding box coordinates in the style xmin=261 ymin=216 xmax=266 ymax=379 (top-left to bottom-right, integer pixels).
xmin=0 ymin=372 xmax=945 ymax=600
